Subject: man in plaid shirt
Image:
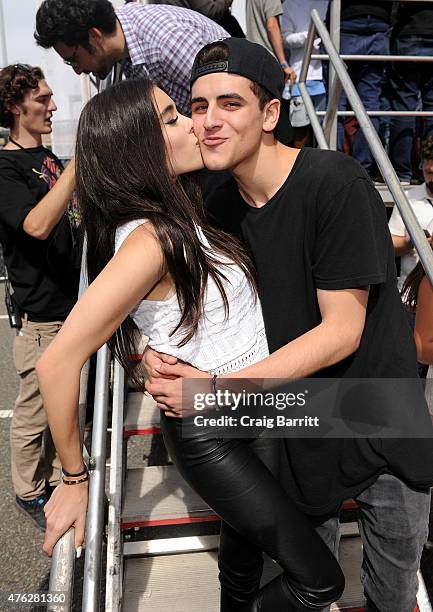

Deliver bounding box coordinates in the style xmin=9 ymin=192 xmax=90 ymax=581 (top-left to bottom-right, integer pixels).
xmin=35 ymin=0 xmax=228 ymax=115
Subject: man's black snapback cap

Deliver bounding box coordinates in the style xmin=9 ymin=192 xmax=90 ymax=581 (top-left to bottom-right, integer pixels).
xmin=190 ymin=37 xmax=285 ymax=101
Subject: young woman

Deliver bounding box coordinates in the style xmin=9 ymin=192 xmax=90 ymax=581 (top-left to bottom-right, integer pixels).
xmin=36 ymin=78 xmax=344 ymax=611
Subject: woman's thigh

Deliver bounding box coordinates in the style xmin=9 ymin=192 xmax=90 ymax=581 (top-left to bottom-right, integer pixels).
xmin=160 ymin=414 xmax=342 ymax=591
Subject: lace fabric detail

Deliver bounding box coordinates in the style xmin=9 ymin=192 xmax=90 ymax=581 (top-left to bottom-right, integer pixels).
xmin=115 ymin=220 xmax=269 ymax=374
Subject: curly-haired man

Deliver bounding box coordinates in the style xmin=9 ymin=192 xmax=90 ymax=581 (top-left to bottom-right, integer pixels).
xmin=0 ymin=65 xmax=80 ymax=530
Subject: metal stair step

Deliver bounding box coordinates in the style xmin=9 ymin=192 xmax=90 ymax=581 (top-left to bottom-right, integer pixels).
xmin=122 ymin=538 xmax=366 ymax=611
xmin=124 ymin=391 xmax=160 ymax=437
xmin=121 ymin=466 xmax=218 ymax=529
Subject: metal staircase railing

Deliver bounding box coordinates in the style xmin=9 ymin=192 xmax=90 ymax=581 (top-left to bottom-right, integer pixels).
xmin=299 ymin=1 xmax=433 ymax=287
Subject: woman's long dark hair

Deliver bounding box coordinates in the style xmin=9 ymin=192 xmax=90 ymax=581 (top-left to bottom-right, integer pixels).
xmin=76 ymin=78 xmax=257 ymax=382
xmin=401 ymin=242 xmax=433 ymax=310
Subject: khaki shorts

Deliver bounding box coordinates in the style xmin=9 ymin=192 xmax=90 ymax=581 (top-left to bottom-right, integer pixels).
xmin=289 ymin=93 xmax=326 ymax=128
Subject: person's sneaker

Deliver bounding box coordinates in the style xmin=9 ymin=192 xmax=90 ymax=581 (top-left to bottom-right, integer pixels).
xmin=15 ymin=494 xmax=47 ymax=531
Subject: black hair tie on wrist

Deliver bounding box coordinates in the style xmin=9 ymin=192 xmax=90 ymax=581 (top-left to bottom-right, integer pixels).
xmin=62 ymin=465 xmax=87 ymax=478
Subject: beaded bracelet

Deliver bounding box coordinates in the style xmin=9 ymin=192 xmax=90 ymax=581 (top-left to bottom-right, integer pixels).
xmin=63 ymin=474 xmax=89 ymax=486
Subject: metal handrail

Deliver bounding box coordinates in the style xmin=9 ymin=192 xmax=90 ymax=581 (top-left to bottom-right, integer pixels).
xmin=82 ymin=344 xmax=111 ymax=612
xmin=105 ymin=361 xmax=126 ymax=612
xmin=312 ymin=55 xmax=433 ymax=62
xmin=317 ymin=111 xmax=433 ymax=117
xmin=299 ymin=9 xmax=433 ymax=287
xmin=47 ymin=251 xmax=91 ymax=612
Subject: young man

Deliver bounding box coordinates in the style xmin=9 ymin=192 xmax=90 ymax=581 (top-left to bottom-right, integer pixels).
xmin=0 ymin=64 xmax=80 ymax=530
xmin=145 ymin=38 xmax=433 ymax=611
xmin=34 ymin=0 xmax=228 ymax=116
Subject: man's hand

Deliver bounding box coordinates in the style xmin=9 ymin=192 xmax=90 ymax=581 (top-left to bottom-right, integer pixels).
xmin=43 ymin=480 xmax=88 ymax=557
xmin=145 ymin=362 xmax=211 ymax=417
xmin=283 ymin=65 xmax=296 ymax=85
xmin=142 ymin=346 xmax=178 ymax=379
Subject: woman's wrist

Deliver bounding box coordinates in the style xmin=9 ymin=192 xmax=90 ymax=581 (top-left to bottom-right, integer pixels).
xmin=63 ymin=475 xmax=89 ymax=486
xmin=62 ymin=462 xmax=89 ymax=485
xmin=62 ymin=460 xmax=86 ymax=476
xmin=62 ymin=464 xmax=87 ymax=478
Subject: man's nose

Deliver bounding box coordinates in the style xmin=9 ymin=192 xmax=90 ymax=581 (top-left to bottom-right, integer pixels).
xmin=49 ymin=98 xmax=57 ymax=112
xmin=203 ymin=104 xmax=221 ymax=130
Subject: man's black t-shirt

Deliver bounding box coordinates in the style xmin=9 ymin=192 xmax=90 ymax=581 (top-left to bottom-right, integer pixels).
xmin=0 ymin=147 xmax=80 ymax=321
xmin=206 ymin=148 xmax=433 ymax=516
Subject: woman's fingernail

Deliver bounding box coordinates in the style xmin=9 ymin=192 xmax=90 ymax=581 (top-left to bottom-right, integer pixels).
xmin=76 ymin=547 xmax=82 ymax=558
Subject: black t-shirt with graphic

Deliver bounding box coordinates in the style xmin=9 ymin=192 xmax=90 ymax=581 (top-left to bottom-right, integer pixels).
xmin=206 ymin=148 xmax=433 ymax=516
xmin=0 ymin=146 xmax=80 ymax=321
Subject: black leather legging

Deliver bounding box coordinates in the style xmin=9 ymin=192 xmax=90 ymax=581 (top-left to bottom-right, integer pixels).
xmin=161 ymin=413 xmax=345 ymax=611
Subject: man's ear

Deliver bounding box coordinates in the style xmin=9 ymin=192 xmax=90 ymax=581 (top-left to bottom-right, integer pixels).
xmin=262 ymin=98 xmax=280 ymax=134
xmin=88 ymin=27 xmax=104 ymax=50
xmin=9 ymin=104 xmax=21 ymax=118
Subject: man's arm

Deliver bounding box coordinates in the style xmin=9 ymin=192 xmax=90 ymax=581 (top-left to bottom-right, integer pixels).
xmin=414 ymin=276 xmax=433 ymax=365
xmin=392 ymin=231 xmax=432 ymax=256
xmin=228 ymin=287 xmax=368 ymax=380
xmin=145 ymin=287 xmax=369 ymax=411
xmin=22 ymin=158 xmax=75 ymax=240
xmin=391 ymin=233 xmax=413 ymax=256
xmin=266 ymin=16 xmax=296 ymax=83
xmin=187 ymin=0 xmax=229 ymax=22
xmin=37 ymin=223 xmax=164 ymax=555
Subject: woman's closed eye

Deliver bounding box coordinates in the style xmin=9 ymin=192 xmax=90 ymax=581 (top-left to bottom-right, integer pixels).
xmin=165 ymin=115 xmax=179 ymax=125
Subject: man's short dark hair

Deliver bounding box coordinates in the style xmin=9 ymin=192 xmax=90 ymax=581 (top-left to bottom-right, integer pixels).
xmin=421 ymin=137 xmax=433 ymax=162
xmin=0 ymin=64 xmax=44 ymax=129
xmin=195 ymin=43 xmax=274 ymax=111
xmin=34 ymin=0 xmax=117 ymax=50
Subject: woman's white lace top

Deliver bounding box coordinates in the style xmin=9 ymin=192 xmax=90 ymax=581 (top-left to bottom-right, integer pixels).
xmin=115 ymin=219 xmax=269 ymax=375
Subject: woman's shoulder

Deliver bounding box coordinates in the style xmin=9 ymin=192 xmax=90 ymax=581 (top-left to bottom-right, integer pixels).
xmin=114 ymin=219 xmax=150 ymax=253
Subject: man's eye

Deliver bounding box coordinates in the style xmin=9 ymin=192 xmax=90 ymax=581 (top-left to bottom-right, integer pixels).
xmin=192 ymin=105 xmax=207 ymax=113
xmin=224 ymin=102 xmax=240 ymax=108
xmin=165 ymin=115 xmax=178 ymax=125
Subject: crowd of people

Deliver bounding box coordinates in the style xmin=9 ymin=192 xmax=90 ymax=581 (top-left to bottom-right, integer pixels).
xmin=0 ymin=0 xmax=433 ymax=611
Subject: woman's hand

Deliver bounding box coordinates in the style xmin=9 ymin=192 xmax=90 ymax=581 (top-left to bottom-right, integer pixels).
xmin=142 ymin=347 xmax=178 ymax=379
xmin=145 ymin=362 xmax=211 ymax=417
xmin=43 ymin=480 xmax=88 ymax=557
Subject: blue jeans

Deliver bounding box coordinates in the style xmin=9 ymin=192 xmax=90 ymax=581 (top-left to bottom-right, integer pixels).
xmin=337 ymin=17 xmax=390 ymax=171
xmin=389 ymin=36 xmax=433 ymax=181
xmin=314 ymin=473 xmax=430 ymax=611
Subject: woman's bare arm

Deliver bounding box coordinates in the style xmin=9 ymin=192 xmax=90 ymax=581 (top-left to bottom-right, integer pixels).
xmin=37 ymin=223 xmax=164 ymax=554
